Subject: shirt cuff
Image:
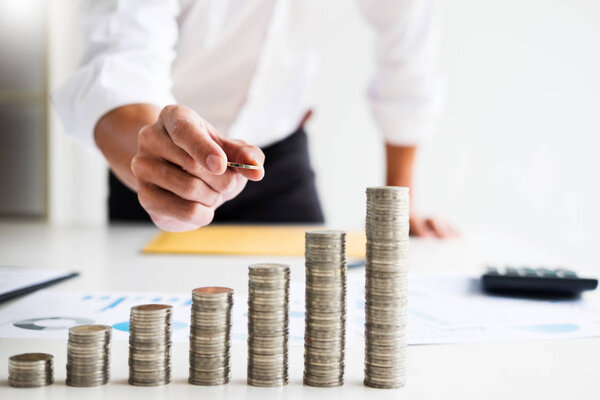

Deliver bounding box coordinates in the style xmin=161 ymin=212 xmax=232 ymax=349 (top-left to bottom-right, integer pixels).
xmin=369 ymin=90 xmax=443 ymax=146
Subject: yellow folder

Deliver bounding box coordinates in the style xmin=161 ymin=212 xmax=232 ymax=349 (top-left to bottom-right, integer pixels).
xmin=143 ymin=225 xmax=366 ymax=258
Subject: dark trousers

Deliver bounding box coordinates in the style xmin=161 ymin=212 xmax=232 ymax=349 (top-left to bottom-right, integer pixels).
xmin=108 ymin=127 xmax=325 ymax=224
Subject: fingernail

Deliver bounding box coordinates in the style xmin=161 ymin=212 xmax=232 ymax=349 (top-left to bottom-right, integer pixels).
xmin=206 ymin=154 xmax=224 ymax=173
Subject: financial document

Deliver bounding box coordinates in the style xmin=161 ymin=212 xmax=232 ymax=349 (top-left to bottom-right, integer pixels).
xmin=0 ymin=273 xmax=599 ymax=344
xmin=387 ymin=273 xmax=600 ymax=343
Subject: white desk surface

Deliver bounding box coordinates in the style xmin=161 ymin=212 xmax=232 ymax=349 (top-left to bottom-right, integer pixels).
xmin=0 ymin=221 xmax=598 ymax=399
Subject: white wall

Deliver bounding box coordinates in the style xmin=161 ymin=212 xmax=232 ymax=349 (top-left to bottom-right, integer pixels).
xmin=48 ymin=0 xmax=600 ymax=262
xmin=307 ymin=0 xmax=600 ymax=264
xmin=48 ymin=0 xmax=107 ymax=225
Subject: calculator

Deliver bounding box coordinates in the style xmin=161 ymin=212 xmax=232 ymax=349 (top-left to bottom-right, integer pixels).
xmin=482 ymin=266 xmax=598 ymax=296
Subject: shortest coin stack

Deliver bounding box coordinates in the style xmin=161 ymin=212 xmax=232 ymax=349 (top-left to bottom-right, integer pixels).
xmin=9 ymin=353 xmax=54 ymax=388
xmin=189 ymin=287 xmax=233 ymax=386
xmin=247 ymin=263 xmax=290 ymax=387
xmin=67 ymin=325 xmax=112 ymax=387
xmin=129 ymin=304 xmax=173 ymax=386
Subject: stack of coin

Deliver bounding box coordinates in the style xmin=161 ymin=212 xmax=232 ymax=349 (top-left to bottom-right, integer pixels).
xmin=364 ymin=186 xmax=410 ymax=389
xmin=66 ymin=324 xmax=112 ymax=387
xmin=8 ymin=353 xmax=54 ymax=388
xmin=247 ymin=263 xmax=290 ymax=387
xmin=128 ymin=304 xmax=172 ymax=386
xmin=304 ymin=230 xmax=347 ymax=387
xmin=189 ymin=287 xmax=233 ymax=386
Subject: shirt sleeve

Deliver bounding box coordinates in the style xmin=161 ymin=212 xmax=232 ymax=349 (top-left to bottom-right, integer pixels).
xmin=357 ymin=0 xmax=443 ymax=145
xmin=52 ymin=0 xmax=180 ymax=149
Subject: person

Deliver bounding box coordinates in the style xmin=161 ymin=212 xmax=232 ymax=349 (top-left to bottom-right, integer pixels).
xmin=53 ymin=0 xmax=456 ymax=237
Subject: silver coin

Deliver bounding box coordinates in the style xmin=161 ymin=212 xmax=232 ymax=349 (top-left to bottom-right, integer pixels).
xmin=128 ymin=304 xmax=172 ymax=387
xmin=304 ymin=230 xmax=347 ymax=387
xmin=66 ymin=324 xmax=112 ymax=387
xmin=189 ymin=288 xmax=233 ymax=386
xmin=247 ymin=264 xmax=290 ymax=387
xmin=227 ymin=161 xmax=260 ymax=170
xmin=8 ymin=353 xmax=54 ymax=388
xmin=364 ymin=186 xmax=409 ymax=389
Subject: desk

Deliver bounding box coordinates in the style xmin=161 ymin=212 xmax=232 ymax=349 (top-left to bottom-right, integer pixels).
xmin=0 ymin=221 xmax=598 ymax=399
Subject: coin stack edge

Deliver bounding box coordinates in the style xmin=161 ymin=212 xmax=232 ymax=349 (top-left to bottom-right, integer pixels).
xmin=189 ymin=287 xmax=233 ymax=386
xmin=247 ymin=263 xmax=290 ymax=387
xmin=364 ymin=186 xmax=409 ymax=389
xmin=304 ymin=230 xmax=347 ymax=387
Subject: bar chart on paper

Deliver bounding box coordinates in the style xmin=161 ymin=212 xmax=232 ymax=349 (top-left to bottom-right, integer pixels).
xmin=1 ymin=274 xmax=600 ymax=345
xmin=0 ymin=289 xmax=307 ymax=344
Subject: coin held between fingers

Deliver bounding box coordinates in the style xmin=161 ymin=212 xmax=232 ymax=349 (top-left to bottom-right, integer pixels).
xmin=227 ymin=162 xmax=260 ymax=170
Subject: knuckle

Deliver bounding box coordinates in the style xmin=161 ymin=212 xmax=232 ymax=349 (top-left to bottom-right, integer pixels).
xmin=217 ymin=174 xmax=236 ymax=193
xmin=198 ymin=207 xmax=215 ymax=226
xmin=130 ymin=156 xmax=143 ymax=177
xmin=162 ymin=104 xmax=190 ymax=123
xmin=203 ymin=191 xmax=221 ymax=207
xmin=169 ymin=118 xmax=189 ymax=143
xmin=184 ymin=157 xmax=202 ymax=174
xmin=137 ymin=125 xmax=152 ymax=142
xmin=151 ymin=219 xmax=171 ymax=232
xmin=131 ymin=154 xmax=150 ymax=178
xmin=160 ymin=104 xmax=178 ymax=119
xmin=182 ymin=176 xmax=201 ymax=199
xmin=181 ymin=202 xmax=214 ymax=226
xmin=209 ymin=192 xmax=223 ymax=207
xmin=181 ymin=202 xmax=201 ymax=223
xmin=137 ymin=187 xmax=152 ymax=210
xmin=161 ymin=105 xmax=191 ymax=140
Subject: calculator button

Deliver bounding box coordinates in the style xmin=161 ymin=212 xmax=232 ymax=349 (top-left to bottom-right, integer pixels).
xmin=556 ymin=269 xmax=577 ymax=278
xmin=520 ymin=267 xmax=537 ymax=277
xmin=536 ymin=268 xmax=557 ymax=277
xmin=486 ymin=267 xmax=500 ymax=275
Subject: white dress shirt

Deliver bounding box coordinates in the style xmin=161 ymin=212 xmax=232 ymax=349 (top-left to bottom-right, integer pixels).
xmin=53 ymin=0 xmax=441 ymax=150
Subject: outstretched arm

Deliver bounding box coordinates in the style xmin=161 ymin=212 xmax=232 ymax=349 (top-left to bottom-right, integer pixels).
xmin=386 ymin=144 xmax=457 ymax=237
xmin=53 ymin=1 xmax=266 ymax=232
xmin=358 ymin=0 xmax=457 ymax=237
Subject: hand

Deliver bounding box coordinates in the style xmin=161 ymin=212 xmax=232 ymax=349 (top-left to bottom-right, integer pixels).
xmin=130 ymin=105 xmax=265 ymax=232
xmin=409 ymin=214 xmax=459 ymax=238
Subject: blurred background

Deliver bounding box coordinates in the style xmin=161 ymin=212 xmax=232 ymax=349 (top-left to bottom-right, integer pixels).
xmin=1 ymin=0 xmax=599 ymax=265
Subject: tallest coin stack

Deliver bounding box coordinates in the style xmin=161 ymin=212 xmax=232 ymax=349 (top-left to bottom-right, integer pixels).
xmin=364 ymin=186 xmax=409 ymax=389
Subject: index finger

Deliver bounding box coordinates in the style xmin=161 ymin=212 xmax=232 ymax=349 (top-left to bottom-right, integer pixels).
xmin=159 ymin=105 xmax=228 ymax=174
